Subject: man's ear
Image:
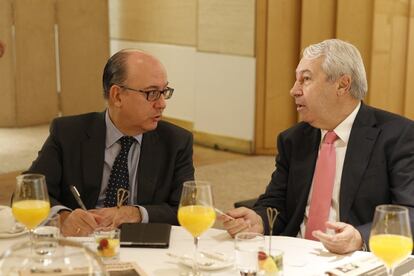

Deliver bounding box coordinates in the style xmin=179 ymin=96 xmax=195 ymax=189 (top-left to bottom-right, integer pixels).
xmin=108 ymin=85 xmax=122 ymax=107
xmin=337 ymin=75 xmax=351 ymax=96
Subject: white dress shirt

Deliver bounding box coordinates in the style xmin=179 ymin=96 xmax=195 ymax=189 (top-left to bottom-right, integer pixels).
xmin=299 ymin=102 xmax=361 ymax=237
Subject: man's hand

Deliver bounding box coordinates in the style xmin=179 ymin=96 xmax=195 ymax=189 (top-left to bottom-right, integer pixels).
xmin=90 ymin=206 xmax=142 ymax=228
xmin=312 ymin=221 xmax=363 ymax=254
xmin=218 ymin=207 xmax=264 ymax=237
xmin=60 ymin=209 xmax=103 ymax=237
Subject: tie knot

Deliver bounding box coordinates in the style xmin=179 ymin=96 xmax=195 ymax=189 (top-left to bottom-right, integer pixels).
xmin=323 ymin=131 xmax=337 ymax=144
xmin=119 ymin=136 xmax=135 ymax=150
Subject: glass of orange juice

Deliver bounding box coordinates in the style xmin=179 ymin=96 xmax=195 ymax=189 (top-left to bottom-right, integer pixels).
xmin=369 ymin=205 xmax=413 ymax=276
xmin=178 ymin=181 xmax=216 ymax=276
xmin=12 ymin=174 xmax=50 ymax=244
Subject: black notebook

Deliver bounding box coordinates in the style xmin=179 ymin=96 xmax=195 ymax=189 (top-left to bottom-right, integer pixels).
xmin=120 ymin=223 xmax=171 ymax=248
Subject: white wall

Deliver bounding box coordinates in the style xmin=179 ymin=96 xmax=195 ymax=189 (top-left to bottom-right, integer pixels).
xmin=111 ymin=40 xmax=256 ymax=141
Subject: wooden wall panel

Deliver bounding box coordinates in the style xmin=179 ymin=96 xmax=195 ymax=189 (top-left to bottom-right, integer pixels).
xmin=404 ymin=0 xmax=414 ymax=119
xmin=336 ymin=0 xmax=373 ymax=86
xmin=57 ymin=0 xmax=108 ymax=115
xmin=14 ymin=0 xmax=58 ymax=126
xmin=300 ymin=0 xmax=337 ymax=50
xmin=109 ymin=0 xmax=196 ymax=46
xmin=197 ymin=0 xmax=255 ymax=56
xmin=0 ymin=0 xmax=15 ymax=126
xmin=263 ymin=0 xmax=301 ymax=149
xmin=369 ymin=0 xmax=409 ymax=114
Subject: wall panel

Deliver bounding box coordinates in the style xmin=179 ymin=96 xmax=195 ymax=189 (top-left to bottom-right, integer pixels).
xmin=300 ymin=0 xmax=337 ymax=50
xmin=336 ymin=0 xmax=373 ymax=86
xmin=194 ymin=52 xmax=255 ymax=141
xmin=14 ymin=0 xmax=58 ymax=126
xmin=369 ymin=0 xmax=409 ymax=114
xmin=0 ymin=0 xmax=15 ymax=126
xmin=57 ymin=0 xmax=108 ymax=115
xmin=404 ymin=0 xmax=414 ymax=119
xmin=263 ymin=0 xmax=301 ymax=149
xmin=109 ymin=0 xmax=196 ymax=46
xmin=197 ymin=0 xmax=255 ymax=56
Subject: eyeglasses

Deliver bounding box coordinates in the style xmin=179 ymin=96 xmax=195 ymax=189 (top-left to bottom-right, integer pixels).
xmin=117 ymin=84 xmax=174 ymax=101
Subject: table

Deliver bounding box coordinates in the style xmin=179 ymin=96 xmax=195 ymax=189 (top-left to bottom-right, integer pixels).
xmin=0 ymin=226 xmax=377 ymax=276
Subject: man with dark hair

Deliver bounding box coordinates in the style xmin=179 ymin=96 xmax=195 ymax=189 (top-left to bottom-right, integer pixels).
xmin=221 ymin=39 xmax=414 ymax=254
xmin=28 ymin=49 xmax=194 ymax=236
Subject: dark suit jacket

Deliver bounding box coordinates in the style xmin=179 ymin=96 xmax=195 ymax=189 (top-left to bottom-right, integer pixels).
xmin=254 ymin=103 xmax=414 ymax=246
xmin=28 ymin=112 xmax=195 ymax=225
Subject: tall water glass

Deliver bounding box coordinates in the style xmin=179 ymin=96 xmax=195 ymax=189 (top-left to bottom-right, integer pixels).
xmin=369 ymin=205 xmax=413 ymax=276
xmin=178 ymin=181 xmax=216 ymax=276
xmin=12 ymin=174 xmax=50 ymax=244
xmin=235 ymin=232 xmax=265 ymax=276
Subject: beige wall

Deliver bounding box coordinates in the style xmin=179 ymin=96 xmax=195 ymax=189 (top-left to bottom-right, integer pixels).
xmin=109 ymin=0 xmax=256 ymax=152
xmin=0 ymin=0 xmax=109 ymax=127
xmin=109 ymin=0 xmax=197 ymax=46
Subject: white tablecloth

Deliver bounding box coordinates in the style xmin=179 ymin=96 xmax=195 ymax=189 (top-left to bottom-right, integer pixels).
xmin=0 ymin=226 xmax=373 ymax=276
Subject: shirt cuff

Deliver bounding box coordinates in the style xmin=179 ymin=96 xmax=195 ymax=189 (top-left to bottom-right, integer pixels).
xmin=51 ymin=205 xmax=72 ymax=217
xmin=137 ymin=206 xmax=149 ymax=223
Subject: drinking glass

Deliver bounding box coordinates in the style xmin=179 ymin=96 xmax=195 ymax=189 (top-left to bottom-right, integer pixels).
xmin=12 ymin=174 xmax=50 ymax=243
xmin=178 ymin=181 xmax=216 ymax=276
xmin=235 ymin=232 xmax=265 ymax=276
xmin=369 ymin=204 xmax=413 ymax=276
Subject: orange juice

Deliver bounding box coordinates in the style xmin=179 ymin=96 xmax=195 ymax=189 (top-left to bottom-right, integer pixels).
xmin=12 ymin=200 xmax=50 ymax=229
xmin=178 ymin=205 xmax=216 ymax=237
xmin=370 ymin=234 xmax=413 ymax=267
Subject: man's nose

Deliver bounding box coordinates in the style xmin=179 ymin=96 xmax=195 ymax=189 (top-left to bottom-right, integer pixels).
xmin=154 ymin=94 xmax=167 ymax=109
xmin=290 ymin=82 xmax=302 ymax=97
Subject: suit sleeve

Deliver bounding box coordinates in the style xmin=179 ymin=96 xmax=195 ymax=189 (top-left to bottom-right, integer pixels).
xmin=26 ymin=119 xmax=64 ymax=207
xmin=253 ymin=134 xmax=289 ymax=235
xmin=144 ymin=132 xmax=195 ymax=225
xmin=357 ymin=121 xmax=414 ymax=250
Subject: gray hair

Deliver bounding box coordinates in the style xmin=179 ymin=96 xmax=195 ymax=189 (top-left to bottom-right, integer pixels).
xmin=302 ymin=39 xmax=368 ymax=100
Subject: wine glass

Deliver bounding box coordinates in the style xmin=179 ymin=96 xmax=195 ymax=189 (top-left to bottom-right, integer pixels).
xmin=178 ymin=181 xmax=216 ymax=276
xmin=12 ymin=174 xmax=51 ymax=243
xmin=369 ymin=204 xmax=413 ymax=276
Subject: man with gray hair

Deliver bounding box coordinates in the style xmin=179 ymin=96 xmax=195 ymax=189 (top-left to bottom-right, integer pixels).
xmin=221 ymin=39 xmax=414 ymax=254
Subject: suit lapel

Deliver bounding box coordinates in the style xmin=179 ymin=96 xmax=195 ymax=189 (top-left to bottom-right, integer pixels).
xmin=81 ymin=112 xmax=106 ymax=208
xmin=137 ymin=130 xmax=161 ymax=203
xmin=292 ymin=126 xmax=320 ymax=215
xmin=340 ymin=104 xmax=380 ymax=222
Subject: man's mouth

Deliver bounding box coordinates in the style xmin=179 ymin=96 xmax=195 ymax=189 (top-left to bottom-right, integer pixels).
xmin=296 ymin=104 xmax=305 ymax=110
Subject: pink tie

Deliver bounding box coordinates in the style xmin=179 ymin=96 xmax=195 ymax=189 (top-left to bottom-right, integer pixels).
xmin=305 ymin=131 xmax=338 ymax=240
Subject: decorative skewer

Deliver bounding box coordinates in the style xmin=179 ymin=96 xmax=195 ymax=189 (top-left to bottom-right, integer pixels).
xmin=117 ymin=188 xmax=129 ymax=208
xmin=266 ymin=207 xmax=278 ymax=255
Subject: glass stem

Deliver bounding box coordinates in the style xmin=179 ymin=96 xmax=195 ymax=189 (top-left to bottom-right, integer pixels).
xmin=29 ymin=229 xmax=34 ymax=244
xmin=386 ymin=267 xmax=394 ymax=276
xmin=193 ymin=236 xmax=200 ymax=275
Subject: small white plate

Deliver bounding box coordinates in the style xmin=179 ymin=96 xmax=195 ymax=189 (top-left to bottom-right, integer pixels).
xmin=0 ymin=224 xmax=27 ymax=238
xmin=169 ymin=252 xmax=233 ymax=271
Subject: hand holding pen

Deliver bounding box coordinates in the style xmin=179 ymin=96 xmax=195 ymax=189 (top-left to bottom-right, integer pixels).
xmin=69 ymin=185 xmax=87 ymax=210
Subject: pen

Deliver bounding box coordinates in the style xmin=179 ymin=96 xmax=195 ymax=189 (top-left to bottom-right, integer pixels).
xmin=213 ymin=207 xmax=235 ymax=221
xmin=69 ymin=185 xmax=87 ymax=210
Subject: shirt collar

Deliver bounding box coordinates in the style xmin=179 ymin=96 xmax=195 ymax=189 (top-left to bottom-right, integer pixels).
xmin=320 ymin=101 xmax=361 ymax=144
xmin=105 ymin=110 xmax=143 ymax=149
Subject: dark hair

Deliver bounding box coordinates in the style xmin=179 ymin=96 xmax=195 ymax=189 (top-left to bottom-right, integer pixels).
xmin=102 ymin=50 xmax=130 ymax=99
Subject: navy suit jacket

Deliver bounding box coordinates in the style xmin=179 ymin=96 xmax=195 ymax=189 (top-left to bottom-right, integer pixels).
xmin=254 ymin=103 xmax=414 ymax=246
xmin=28 ymin=112 xmax=195 ymax=225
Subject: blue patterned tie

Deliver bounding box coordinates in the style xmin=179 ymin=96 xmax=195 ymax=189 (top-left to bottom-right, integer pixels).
xmin=104 ymin=136 xmax=136 ymax=207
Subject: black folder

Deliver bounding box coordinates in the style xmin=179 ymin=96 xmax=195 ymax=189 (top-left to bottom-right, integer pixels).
xmin=120 ymin=223 xmax=171 ymax=248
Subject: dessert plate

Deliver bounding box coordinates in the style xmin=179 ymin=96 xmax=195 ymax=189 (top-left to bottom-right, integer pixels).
xmin=0 ymin=224 xmax=27 ymax=238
